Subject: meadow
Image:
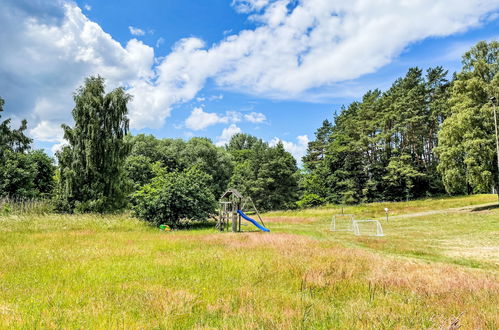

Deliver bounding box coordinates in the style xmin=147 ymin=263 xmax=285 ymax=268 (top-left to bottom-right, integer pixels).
xmin=0 ymin=194 xmax=497 ymax=328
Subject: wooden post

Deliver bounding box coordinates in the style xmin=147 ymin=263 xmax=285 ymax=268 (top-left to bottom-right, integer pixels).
xmin=232 ymin=202 xmax=238 ymax=232
xmin=249 ymin=197 xmax=266 ymax=228
xmin=237 ymin=202 xmax=241 ymax=231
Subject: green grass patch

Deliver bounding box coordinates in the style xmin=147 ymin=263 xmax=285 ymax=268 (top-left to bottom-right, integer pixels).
xmin=0 ymin=195 xmax=497 ymax=328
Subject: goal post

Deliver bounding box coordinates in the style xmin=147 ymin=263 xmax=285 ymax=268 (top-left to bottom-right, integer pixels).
xmin=352 ymin=220 xmax=384 ymax=237
xmin=330 ymin=214 xmax=354 ymax=231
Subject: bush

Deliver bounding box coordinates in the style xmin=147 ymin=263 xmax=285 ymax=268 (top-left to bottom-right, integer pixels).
xmin=296 ymin=193 xmax=325 ymax=209
xmin=131 ymin=167 xmax=216 ymax=227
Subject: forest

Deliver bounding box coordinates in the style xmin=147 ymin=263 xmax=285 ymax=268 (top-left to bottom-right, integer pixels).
xmin=1 ymin=40 xmax=498 ymax=226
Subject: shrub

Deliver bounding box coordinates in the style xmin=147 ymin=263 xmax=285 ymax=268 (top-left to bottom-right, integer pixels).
xmin=296 ymin=193 xmax=325 ymax=209
xmin=131 ymin=167 xmax=216 ymax=227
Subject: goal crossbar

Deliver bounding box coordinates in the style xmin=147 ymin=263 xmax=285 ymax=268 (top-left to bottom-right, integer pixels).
xmin=352 ymin=219 xmax=384 ymax=237
xmin=330 ymin=214 xmax=354 ymax=231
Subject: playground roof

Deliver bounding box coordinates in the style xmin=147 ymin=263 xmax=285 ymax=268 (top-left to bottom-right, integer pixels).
xmin=220 ymin=189 xmax=243 ymax=200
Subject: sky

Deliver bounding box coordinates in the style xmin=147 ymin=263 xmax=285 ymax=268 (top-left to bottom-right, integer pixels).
xmin=1 ymin=0 xmax=498 ymax=163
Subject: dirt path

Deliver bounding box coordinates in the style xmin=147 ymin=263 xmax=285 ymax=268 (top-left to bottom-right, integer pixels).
xmin=388 ymin=202 xmax=499 ymax=219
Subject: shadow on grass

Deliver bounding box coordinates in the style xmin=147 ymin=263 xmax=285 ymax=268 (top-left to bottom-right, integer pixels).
xmin=176 ymin=220 xmax=217 ymax=230
xmin=470 ymin=204 xmax=499 ymax=212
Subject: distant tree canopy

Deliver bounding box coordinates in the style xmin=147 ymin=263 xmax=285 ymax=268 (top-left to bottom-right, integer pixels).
xmin=227 ymin=133 xmax=300 ymax=211
xmin=125 ymin=132 xmax=300 ymax=216
xmin=55 ymin=76 xmax=131 ymax=213
xmin=302 ymin=40 xmax=499 ymax=205
xmin=302 ymin=66 xmax=450 ymax=204
xmin=126 ymin=135 xmax=233 ymax=199
xmin=0 ymin=97 xmax=55 ymax=199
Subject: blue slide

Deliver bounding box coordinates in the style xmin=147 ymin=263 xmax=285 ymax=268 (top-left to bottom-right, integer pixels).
xmin=237 ymin=210 xmax=270 ymax=232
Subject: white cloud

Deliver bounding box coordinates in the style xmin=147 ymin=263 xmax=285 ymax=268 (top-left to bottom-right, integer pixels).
xmin=29 ymin=120 xmax=64 ymax=143
xmin=270 ymin=135 xmax=309 ymax=164
xmin=155 ymin=37 xmax=165 ymax=48
xmin=84 ymin=4 xmax=91 ymax=11
xmin=185 ymin=107 xmax=228 ymax=130
xmin=184 ymin=107 xmax=242 ymax=130
xmin=231 ymin=0 xmax=272 ymax=13
xmin=0 ymin=1 xmax=156 ymax=140
xmin=121 ymin=0 xmax=499 ymax=131
xmin=244 ymin=112 xmax=266 ymax=123
xmin=2 ymin=0 xmax=499 ymax=146
xmin=184 ymin=107 xmax=267 ymax=130
xmin=209 ymin=94 xmax=224 ymax=101
xmin=216 ymin=124 xmax=242 ymax=146
xmin=168 ymin=0 xmax=499 ymax=99
xmin=29 ymin=120 xmax=67 ymax=155
xmin=129 ymin=26 xmax=145 ymax=36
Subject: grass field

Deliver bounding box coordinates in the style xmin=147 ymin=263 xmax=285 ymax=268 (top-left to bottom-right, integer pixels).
xmin=0 ymin=195 xmax=498 ymax=328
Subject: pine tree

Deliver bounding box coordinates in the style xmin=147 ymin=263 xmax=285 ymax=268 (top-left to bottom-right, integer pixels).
xmin=56 ymin=76 xmax=131 ymax=213
xmin=303 ymin=119 xmax=333 ymax=171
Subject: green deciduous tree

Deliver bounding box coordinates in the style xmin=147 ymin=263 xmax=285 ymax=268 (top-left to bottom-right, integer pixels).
xmin=0 ymin=97 xmax=32 ymax=157
xmin=131 ymin=166 xmax=216 ymax=227
xmin=126 ymin=135 xmax=233 ymax=198
xmin=228 ymin=134 xmax=299 ymax=210
xmin=436 ymin=41 xmax=499 ymax=197
xmin=56 ymin=76 xmax=131 ymax=213
xmin=0 ymin=97 xmax=55 ymax=199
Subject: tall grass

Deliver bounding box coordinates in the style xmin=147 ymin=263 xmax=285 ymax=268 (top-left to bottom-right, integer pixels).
xmin=0 ymin=195 xmax=497 ymax=328
xmin=0 ymin=197 xmax=54 ymax=216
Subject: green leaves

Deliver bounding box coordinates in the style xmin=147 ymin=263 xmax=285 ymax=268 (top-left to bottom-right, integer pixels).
xmin=228 ymin=135 xmax=299 ymax=211
xmin=131 ymin=167 xmax=216 ymax=227
xmin=302 ymin=65 xmax=450 ymax=203
xmin=0 ymin=97 xmax=54 ymax=199
xmin=56 ymin=76 xmax=131 ymax=213
xmin=126 ymin=135 xmax=233 ymax=198
xmin=436 ymin=41 xmax=499 ymax=196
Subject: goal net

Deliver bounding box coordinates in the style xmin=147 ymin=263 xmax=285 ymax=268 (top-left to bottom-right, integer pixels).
xmin=330 ymin=214 xmax=354 ymax=231
xmin=352 ymin=220 xmax=384 ymax=237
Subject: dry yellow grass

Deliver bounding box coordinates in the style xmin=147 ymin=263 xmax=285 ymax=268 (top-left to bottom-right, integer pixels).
xmin=0 ymin=195 xmax=497 ymax=328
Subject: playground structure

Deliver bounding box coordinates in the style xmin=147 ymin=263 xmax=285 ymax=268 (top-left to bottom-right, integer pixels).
xmin=330 ymin=214 xmax=385 ymax=237
xmin=217 ymin=189 xmax=270 ymax=232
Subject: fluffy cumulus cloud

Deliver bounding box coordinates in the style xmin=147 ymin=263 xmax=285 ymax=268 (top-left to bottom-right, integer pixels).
xmin=270 ymin=135 xmax=309 ymax=164
xmin=216 ymin=124 xmax=242 ymax=146
xmin=185 ymin=107 xmax=265 ymax=130
xmin=1 ymin=0 xmax=499 ymax=146
xmin=244 ymin=112 xmax=266 ymax=123
xmin=121 ymin=0 xmax=499 ymax=129
xmin=0 ymin=0 xmax=155 ymax=147
xmin=185 ymin=108 xmax=238 ymax=130
xmin=165 ymin=0 xmax=499 ymax=98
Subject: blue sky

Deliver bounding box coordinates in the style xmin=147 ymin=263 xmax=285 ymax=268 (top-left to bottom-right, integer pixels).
xmin=1 ymin=0 xmax=498 ymax=161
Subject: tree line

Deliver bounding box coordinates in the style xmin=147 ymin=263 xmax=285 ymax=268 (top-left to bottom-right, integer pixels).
xmin=0 ymin=77 xmax=299 ymax=226
xmin=301 ymin=40 xmax=499 ymax=206
xmin=0 ymin=40 xmax=497 ymax=225
xmin=0 ymin=97 xmax=54 ymax=199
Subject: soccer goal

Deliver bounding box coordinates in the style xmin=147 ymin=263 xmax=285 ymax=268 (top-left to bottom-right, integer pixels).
xmin=330 ymin=214 xmax=354 ymax=231
xmin=352 ymin=220 xmax=384 ymax=237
